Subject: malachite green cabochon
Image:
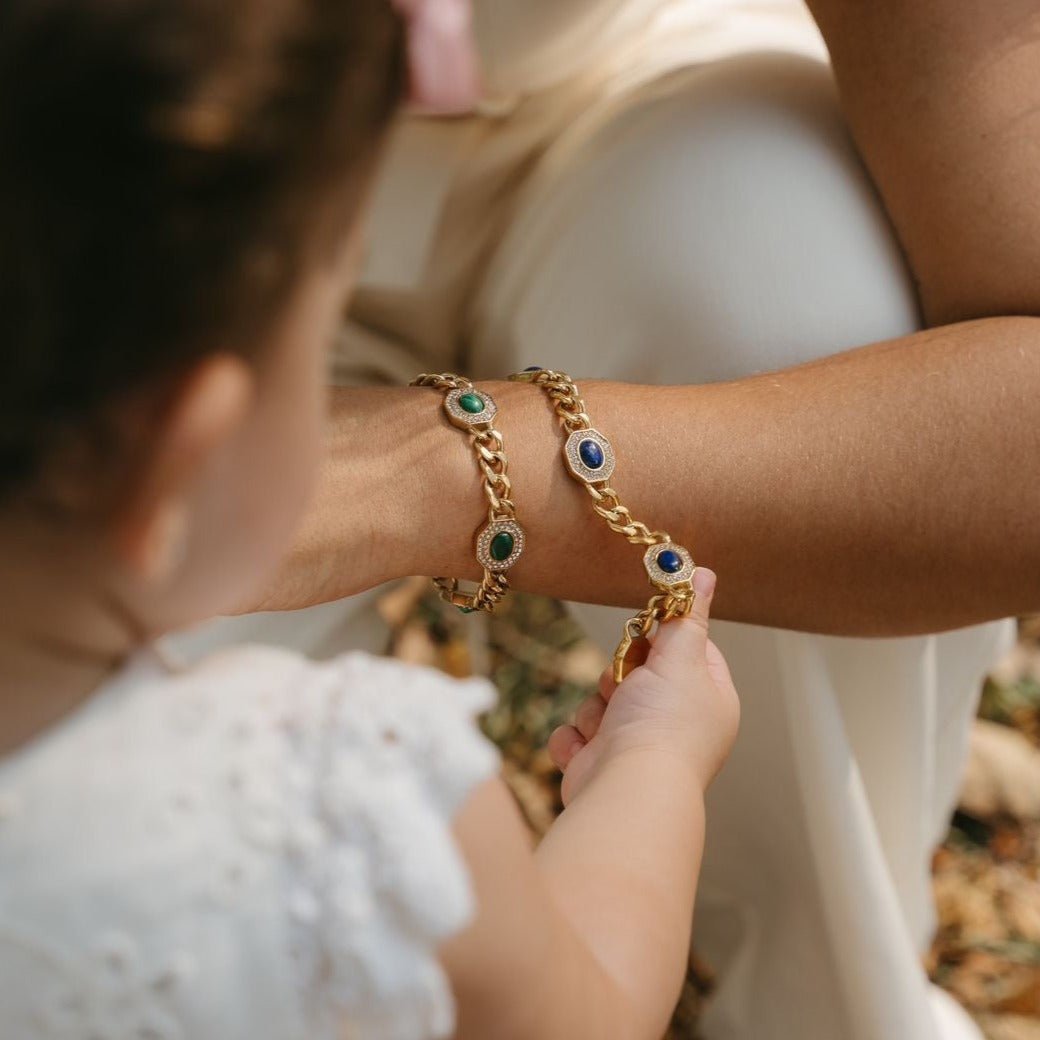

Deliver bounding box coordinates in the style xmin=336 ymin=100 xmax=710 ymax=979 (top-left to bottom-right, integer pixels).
xmin=459 ymin=392 xmax=485 ymax=414
xmin=490 ymin=531 xmax=515 ymax=562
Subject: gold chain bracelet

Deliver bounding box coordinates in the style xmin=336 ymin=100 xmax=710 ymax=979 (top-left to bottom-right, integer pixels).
xmin=410 ymin=373 xmax=525 ymax=613
xmin=510 ymin=367 xmax=696 ymax=681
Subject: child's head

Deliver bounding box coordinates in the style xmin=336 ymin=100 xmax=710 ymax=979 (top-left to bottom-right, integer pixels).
xmin=0 ymin=0 xmax=404 ymax=632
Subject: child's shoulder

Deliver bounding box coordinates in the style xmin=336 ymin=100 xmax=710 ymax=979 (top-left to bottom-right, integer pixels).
xmin=0 ymin=648 xmax=499 ymax=1039
xmin=190 ymin=644 xmax=503 ymax=831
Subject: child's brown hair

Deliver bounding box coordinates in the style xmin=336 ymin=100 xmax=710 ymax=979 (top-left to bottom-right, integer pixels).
xmin=0 ymin=0 xmax=405 ymax=501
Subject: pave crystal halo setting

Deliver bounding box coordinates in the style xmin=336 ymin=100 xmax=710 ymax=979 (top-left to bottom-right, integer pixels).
xmin=643 ymin=542 xmax=695 ymax=586
xmin=564 ymin=428 xmax=616 ymax=484
xmin=444 ymin=386 xmax=497 ymax=428
xmin=476 ymin=519 xmax=526 ymax=572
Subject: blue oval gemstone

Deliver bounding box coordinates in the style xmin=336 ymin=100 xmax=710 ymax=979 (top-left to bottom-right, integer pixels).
xmin=657 ymin=549 xmax=683 ymax=574
xmin=579 ymin=439 xmax=605 ymax=470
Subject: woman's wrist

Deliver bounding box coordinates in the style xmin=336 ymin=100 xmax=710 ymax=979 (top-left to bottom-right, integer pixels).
xmin=404 ymin=376 xmax=688 ymax=609
xmin=258 ymin=376 xmax=693 ymax=613
xmin=243 ymin=386 xmax=473 ymax=612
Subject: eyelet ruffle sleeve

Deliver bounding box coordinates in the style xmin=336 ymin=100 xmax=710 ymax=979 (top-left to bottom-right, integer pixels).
xmin=284 ymin=654 xmax=500 ymax=1040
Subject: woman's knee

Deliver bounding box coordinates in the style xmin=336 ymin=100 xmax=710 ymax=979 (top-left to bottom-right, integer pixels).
xmin=473 ymin=53 xmax=920 ymax=383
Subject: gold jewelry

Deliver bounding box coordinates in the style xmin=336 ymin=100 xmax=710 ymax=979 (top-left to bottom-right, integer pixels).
xmin=510 ymin=368 xmax=696 ymax=681
xmin=410 ymin=373 xmax=525 ymax=613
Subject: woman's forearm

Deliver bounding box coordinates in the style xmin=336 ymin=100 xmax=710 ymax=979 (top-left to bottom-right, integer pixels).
xmin=279 ymin=316 xmax=1040 ymax=634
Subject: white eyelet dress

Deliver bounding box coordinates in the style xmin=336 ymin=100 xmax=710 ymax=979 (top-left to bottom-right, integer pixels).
xmin=0 ymin=648 xmax=499 ymax=1040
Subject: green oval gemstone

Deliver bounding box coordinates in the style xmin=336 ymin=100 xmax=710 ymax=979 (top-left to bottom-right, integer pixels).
xmin=459 ymin=392 xmax=485 ymax=415
xmin=490 ymin=531 xmax=515 ymax=562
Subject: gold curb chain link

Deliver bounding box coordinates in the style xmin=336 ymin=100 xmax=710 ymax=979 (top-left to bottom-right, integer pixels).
xmin=411 ymin=373 xmax=521 ymax=613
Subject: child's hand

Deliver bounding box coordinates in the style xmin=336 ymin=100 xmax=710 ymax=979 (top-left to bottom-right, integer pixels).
xmin=548 ymin=569 xmax=738 ymax=805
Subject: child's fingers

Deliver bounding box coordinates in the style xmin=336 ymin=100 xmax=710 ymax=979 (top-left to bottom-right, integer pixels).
xmin=598 ymin=668 xmax=619 ymax=703
xmin=548 ymin=724 xmax=586 ymax=771
xmin=647 ymin=568 xmax=716 ymax=670
xmin=573 ymin=694 xmax=607 ymax=741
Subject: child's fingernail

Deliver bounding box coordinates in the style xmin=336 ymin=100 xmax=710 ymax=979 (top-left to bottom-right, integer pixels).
xmin=694 ymin=567 xmax=717 ymax=597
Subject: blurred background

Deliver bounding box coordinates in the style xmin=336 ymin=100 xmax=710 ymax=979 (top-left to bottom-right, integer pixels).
xmin=379 ymin=580 xmax=1040 ymax=1040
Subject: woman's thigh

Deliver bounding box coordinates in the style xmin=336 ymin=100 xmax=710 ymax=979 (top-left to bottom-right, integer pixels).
xmin=470 ymin=51 xmax=920 ymax=383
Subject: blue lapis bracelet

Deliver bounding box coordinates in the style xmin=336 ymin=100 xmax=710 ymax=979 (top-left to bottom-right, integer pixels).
xmin=509 ymin=367 xmax=696 ymax=682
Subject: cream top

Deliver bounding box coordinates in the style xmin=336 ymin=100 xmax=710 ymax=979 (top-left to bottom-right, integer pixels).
xmin=474 ymin=0 xmax=822 ymax=96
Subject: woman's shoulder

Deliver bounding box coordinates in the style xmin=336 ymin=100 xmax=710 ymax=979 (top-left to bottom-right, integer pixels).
xmin=0 ymin=647 xmax=500 ymax=1039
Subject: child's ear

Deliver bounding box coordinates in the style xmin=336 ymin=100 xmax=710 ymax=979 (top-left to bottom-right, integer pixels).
xmin=113 ymin=354 xmax=255 ymax=582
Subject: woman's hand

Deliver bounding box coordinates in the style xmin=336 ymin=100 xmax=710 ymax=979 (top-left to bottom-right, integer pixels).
xmin=548 ymin=568 xmax=739 ymax=804
xmin=240 ymin=385 xmax=478 ymax=614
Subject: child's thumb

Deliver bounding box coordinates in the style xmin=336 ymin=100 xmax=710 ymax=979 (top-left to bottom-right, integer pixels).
xmin=647 ymin=567 xmax=716 ymax=668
